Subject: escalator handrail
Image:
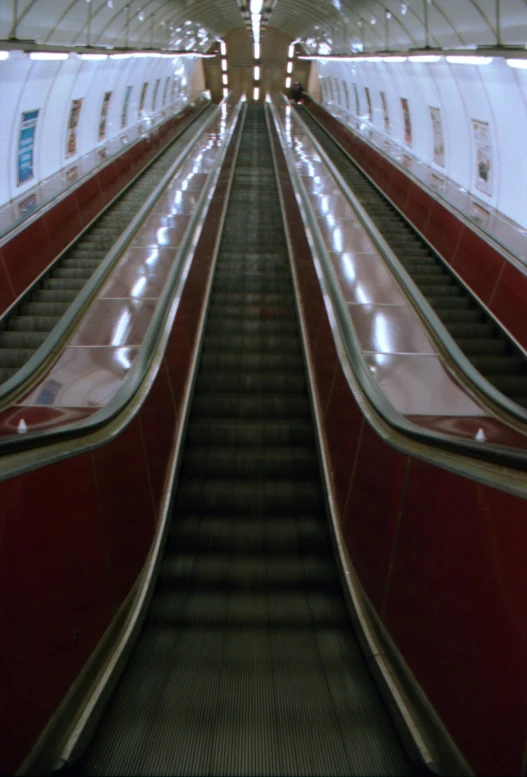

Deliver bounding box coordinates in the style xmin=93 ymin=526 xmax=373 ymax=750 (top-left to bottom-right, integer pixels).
xmin=299 ymin=97 xmax=527 ymax=431
xmin=0 ymin=97 xmax=243 ymax=473
xmin=0 ymin=101 xmax=217 ymax=411
xmin=269 ymin=96 xmax=527 ymax=475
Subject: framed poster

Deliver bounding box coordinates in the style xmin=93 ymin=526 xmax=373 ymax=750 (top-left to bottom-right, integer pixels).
xmin=121 ymin=85 xmax=132 ymax=128
xmin=98 ymin=91 xmax=112 ymax=141
xmin=152 ymin=78 xmax=160 ymax=112
xmin=138 ymin=81 xmax=148 ymax=118
xmin=342 ymin=80 xmax=350 ymax=112
xmin=162 ymin=76 xmax=170 ymax=106
xmin=401 ymin=97 xmax=412 ymax=145
xmin=364 ymin=86 xmax=372 ymax=120
xmin=380 ymin=91 xmax=390 ymax=133
xmin=429 ymin=106 xmax=445 ymax=167
xmin=472 ymin=118 xmax=492 ymax=195
xmin=66 ymin=98 xmax=82 ymax=158
xmin=353 ymin=83 xmax=360 ymax=115
xmin=17 ymin=109 xmax=39 ymax=185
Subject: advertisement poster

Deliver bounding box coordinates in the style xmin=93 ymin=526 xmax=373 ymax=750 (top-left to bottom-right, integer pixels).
xmin=66 ymin=99 xmax=82 ymax=158
xmin=473 ymin=118 xmax=492 ymax=195
xmin=17 ymin=109 xmax=39 ymax=185
xmin=380 ymin=91 xmax=390 ymax=133
xmin=429 ymin=106 xmax=445 ymax=167
xmin=353 ymin=83 xmax=360 ymax=115
xmin=162 ymin=76 xmax=170 ymax=106
xmin=401 ymin=97 xmax=412 ymax=145
xmin=364 ymin=87 xmax=372 ymax=120
xmin=332 ymin=77 xmax=341 ymax=105
xmin=98 ymin=91 xmax=112 ymax=141
xmin=341 ymin=80 xmax=350 ymax=112
xmin=152 ymin=78 xmax=160 ymax=112
xmin=138 ymin=81 xmax=148 ymax=117
xmin=121 ymin=85 xmax=132 ymax=128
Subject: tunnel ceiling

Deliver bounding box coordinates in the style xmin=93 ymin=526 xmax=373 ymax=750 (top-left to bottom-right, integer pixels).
xmin=1 ymin=1 xmax=527 ymax=54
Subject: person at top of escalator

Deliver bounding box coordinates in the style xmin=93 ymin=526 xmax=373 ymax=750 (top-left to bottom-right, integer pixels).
xmin=291 ymin=81 xmax=304 ymax=104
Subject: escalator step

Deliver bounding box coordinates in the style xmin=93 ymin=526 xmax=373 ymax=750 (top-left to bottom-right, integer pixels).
xmin=181 ymin=446 xmax=318 ymax=478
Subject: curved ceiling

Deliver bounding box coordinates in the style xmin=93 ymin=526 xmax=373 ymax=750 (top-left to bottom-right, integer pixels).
xmin=1 ymin=0 xmax=527 ymax=54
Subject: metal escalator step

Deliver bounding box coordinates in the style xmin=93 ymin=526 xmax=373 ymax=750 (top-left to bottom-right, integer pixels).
xmin=445 ymin=321 xmax=494 ymax=337
xmin=20 ymin=301 xmax=71 ymax=317
xmin=0 ymin=366 xmax=16 ymax=383
xmin=176 ymin=478 xmax=324 ymax=516
xmin=467 ymin=354 xmax=524 ymax=374
xmin=169 ymin=515 xmax=330 ymax=554
xmin=31 ymin=289 xmax=79 ymax=304
xmin=205 ymin=319 xmax=297 ymax=336
xmin=195 ymin=371 xmax=306 ymax=394
xmin=191 ymin=393 xmax=311 ymax=419
xmin=0 ymin=330 xmax=48 ymax=350
xmin=8 ymin=316 xmax=61 ymax=332
xmin=202 ymin=334 xmax=300 ymax=353
xmin=186 ymin=419 xmax=315 ymax=448
xmin=0 ymin=347 xmax=35 ymax=367
xmin=42 ymin=277 xmax=87 ymax=291
xmin=52 ymin=268 xmax=96 ymax=280
xmin=148 ymin=589 xmax=349 ymax=627
xmin=454 ymin=338 xmax=508 ymax=356
xmin=158 ymin=552 xmax=339 ymax=591
xmin=181 ymin=446 xmax=318 ymax=478
xmin=199 ymin=352 xmax=304 ymax=372
xmin=489 ymin=374 xmax=527 ymax=398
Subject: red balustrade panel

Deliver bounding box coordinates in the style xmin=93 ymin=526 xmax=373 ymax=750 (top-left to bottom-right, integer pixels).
xmin=385 ymin=460 xmax=527 ymax=776
xmin=0 ymin=452 xmax=113 ymax=775
xmin=490 ymin=260 xmax=527 ymax=351
xmin=403 ymin=179 xmax=433 ymax=234
xmin=424 ymin=199 xmax=464 ymax=263
xmin=0 ymin=251 xmax=16 ymax=311
xmin=452 ymin=226 xmax=505 ymax=305
xmin=2 ymin=216 xmax=54 ymax=297
xmin=43 ymin=191 xmax=83 ymax=256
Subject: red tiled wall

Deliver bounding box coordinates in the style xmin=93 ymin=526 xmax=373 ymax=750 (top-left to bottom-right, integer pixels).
xmin=306 ymin=99 xmax=527 ymax=353
xmin=0 ymin=105 xmax=197 ymax=318
xmin=269 ymin=113 xmax=527 ymax=777
xmin=0 ymin=104 xmax=240 ymax=776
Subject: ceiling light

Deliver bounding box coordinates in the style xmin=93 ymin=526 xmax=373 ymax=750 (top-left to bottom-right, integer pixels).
xmin=288 ymin=44 xmax=295 ymax=58
xmin=79 ymin=53 xmax=108 ymax=60
xmin=253 ymin=86 xmax=260 ymax=100
xmin=250 ymin=0 xmax=263 ymax=14
xmin=220 ymin=41 xmax=227 ymax=56
xmin=221 ymin=58 xmax=227 ymax=71
xmin=287 ymin=60 xmax=293 ymax=73
xmin=254 ymin=65 xmax=260 ymax=80
xmin=223 ymin=87 xmax=229 ymax=98
xmin=254 ymin=43 xmax=261 ymax=59
xmin=409 ymin=54 xmax=441 ymax=62
xmin=109 ymin=53 xmax=132 ymax=59
xmin=507 ymin=58 xmax=527 ymax=69
xmin=285 ymin=76 xmax=291 ymax=88
xmin=222 ymin=73 xmax=228 ymax=85
xmin=0 ymin=51 xmax=9 ymax=60
xmin=29 ymin=52 xmax=69 ymax=60
xmin=446 ymin=55 xmax=493 ymax=65
xmin=383 ymin=56 xmax=407 ymax=62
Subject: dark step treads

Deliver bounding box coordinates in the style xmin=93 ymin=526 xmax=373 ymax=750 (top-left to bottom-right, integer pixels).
xmin=158 ymin=553 xmax=339 ymax=591
xmin=199 ymin=351 xmax=304 ymax=372
xmin=0 ymin=330 xmax=48 ymax=349
xmin=204 ymin=319 xmax=298 ymax=336
xmin=8 ymin=316 xmax=61 ymax=332
xmin=148 ymin=589 xmax=349 ymax=628
xmin=169 ymin=515 xmax=330 ymax=554
xmin=181 ymin=446 xmax=318 ymax=478
xmin=186 ymin=419 xmax=314 ymax=448
xmin=202 ymin=334 xmax=300 ymax=353
xmin=176 ymin=478 xmax=324 ymax=516
xmin=191 ymin=393 xmax=311 ymax=419
xmin=195 ymin=371 xmax=306 ymax=394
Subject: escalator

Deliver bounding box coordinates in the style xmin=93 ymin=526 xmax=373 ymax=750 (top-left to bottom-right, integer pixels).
xmin=70 ymin=105 xmax=416 ymax=775
xmin=298 ymin=106 xmax=527 ymax=406
xmin=0 ymin=104 xmax=215 ymax=386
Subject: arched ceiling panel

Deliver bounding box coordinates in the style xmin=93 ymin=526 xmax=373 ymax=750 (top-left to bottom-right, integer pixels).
xmin=0 ymin=0 xmax=526 ymax=55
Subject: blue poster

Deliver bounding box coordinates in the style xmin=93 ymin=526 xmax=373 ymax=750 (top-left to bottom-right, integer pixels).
xmin=18 ymin=109 xmax=39 ymax=185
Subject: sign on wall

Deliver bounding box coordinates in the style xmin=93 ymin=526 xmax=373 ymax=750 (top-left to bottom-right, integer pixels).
xmin=364 ymin=87 xmax=372 ymax=120
xmin=98 ymin=91 xmax=112 ymax=141
xmin=121 ymin=85 xmax=132 ymax=128
xmin=429 ymin=106 xmax=445 ymax=167
xmin=17 ymin=109 xmax=39 ymax=185
xmin=472 ymin=118 xmax=492 ymax=196
xmin=380 ymin=91 xmax=390 ymax=133
xmin=66 ymin=98 xmax=83 ymax=157
xmin=152 ymin=79 xmax=160 ymax=112
xmin=401 ymin=97 xmax=412 ymax=145
xmin=138 ymin=82 xmax=148 ymax=117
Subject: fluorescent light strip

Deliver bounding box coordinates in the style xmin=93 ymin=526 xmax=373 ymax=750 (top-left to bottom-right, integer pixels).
xmin=288 ymin=44 xmax=294 ymax=59
xmin=30 ymin=51 xmax=69 ymax=60
xmin=79 ymin=53 xmax=108 ymax=60
xmin=222 ymin=73 xmax=228 ymax=85
xmin=254 ymin=43 xmax=260 ymax=59
xmin=220 ymin=41 xmax=227 ymax=56
xmin=223 ymin=87 xmax=229 ymax=98
xmin=286 ymin=60 xmax=293 ymax=73
xmin=253 ymin=86 xmax=260 ymax=100
xmin=285 ymin=76 xmax=291 ymax=88
xmin=507 ymin=58 xmax=527 ymax=69
xmin=254 ymin=65 xmax=260 ymax=80
xmin=446 ymin=55 xmax=493 ymax=65
xmin=221 ymin=58 xmax=227 ymax=71
xmin=0 ymin=51 xmax=9 ymax=60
